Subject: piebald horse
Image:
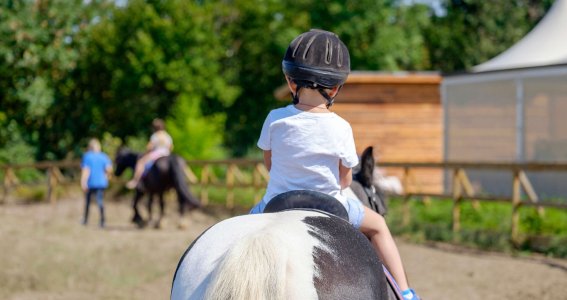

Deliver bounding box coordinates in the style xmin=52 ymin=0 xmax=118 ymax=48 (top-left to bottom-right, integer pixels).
xmin=171 ymin=191 xmax=397 ymax=300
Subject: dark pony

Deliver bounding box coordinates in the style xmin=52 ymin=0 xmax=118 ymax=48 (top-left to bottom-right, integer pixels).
xmin=348 ymin=146 xmax=389 ymax=215
xmin=114 ymin=147 xmax=200 ymax=228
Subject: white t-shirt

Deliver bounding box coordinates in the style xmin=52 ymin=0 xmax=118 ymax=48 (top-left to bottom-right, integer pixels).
xmin=257 ymin=105 xmax=359 ymax=206
xmin=150 ymin=130 xmax=173 ymax=151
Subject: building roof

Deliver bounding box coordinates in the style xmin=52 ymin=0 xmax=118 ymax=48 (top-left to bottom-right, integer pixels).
xmin=473 ymin=0 xmax=567 ymax=73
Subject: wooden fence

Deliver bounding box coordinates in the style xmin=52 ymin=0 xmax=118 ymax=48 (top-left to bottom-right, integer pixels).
xmin=1 ymin=159 xmax=566 ymax=242
xmin=376 ymin=161 xmax=567 ymax=242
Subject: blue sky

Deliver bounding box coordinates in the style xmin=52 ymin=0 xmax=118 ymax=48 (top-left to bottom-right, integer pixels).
xmin=402 ymin=0 xmax=445 ymax=15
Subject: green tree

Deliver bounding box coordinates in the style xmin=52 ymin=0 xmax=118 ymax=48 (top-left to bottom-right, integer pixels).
xmin=70 ymin=0 xmax=239 ymax=159
xmin=0 ymin=0 xmax=107 ymax=160
xmin=425 ymin=0 xmax=554 ymax=71
xmin=220 ymin=0 xmax=432 ymax=156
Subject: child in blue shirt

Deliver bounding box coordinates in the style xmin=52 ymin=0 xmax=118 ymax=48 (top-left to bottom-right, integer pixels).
xmin=81 ymin=138 xmax=113 ymax=228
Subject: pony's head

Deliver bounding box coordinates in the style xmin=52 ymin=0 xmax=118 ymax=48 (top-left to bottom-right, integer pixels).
xmin=349 ymin=146 xmax=389 ymax=216
xmin=114 ymin=146 xmax=138 ymax=177
xmin=354 ymin=146 xmax=375 ymax=187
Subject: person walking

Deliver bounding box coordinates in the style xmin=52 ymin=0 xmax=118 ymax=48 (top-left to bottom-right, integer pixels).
xmin=81 ymin=138 xmax=113 ymax=228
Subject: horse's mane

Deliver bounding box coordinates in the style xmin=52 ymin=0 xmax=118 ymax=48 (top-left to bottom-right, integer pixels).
xmin=204 ymin=230 xmax=287 ymax=300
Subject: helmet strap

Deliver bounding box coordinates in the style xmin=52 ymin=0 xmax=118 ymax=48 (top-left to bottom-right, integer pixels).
xmin=291 ymin=81 xmax=343 ymax=108
xmin=291 ymin=86 xmax=302 ymax=105
xmin=318 ymin=88 xmax=334 ymax=108
xmin=318 ymin=85 xmax=343 ymax=108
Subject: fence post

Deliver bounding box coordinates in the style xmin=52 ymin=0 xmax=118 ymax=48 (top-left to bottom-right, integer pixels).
xmin=2 ymin=167 xmax=16 ymax=203
xmin=200 ymin=165 xmax=210 ymax=206
xmin=402 ymin=167 xmax=411 ymax=227
xmin=253 ymin=164 xmax=262 ymax=203
xmin=452 ymin=168 xmax=462 ymax=237
xmin=518 ymin=170 xmax=543 ymax=217
xmin=511 ymin=169 xmax=522 ymax=244
xmin=457 ymin=168 xmax=479 ymax=210
xmin=46 ymin=167 xmax=59 ymax=205
xmin=226 ymin=164 xmax=235 ymax=209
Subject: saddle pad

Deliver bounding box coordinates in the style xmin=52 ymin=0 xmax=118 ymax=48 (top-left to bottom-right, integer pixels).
xmin=264 ymin=190 xmax=349 ymax=221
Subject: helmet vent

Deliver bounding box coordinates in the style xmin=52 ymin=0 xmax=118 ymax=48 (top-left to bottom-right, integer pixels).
xmin=303 ymin=34 xmax=318 ymax=59
xmin=291 ymin=35 xmax=305 ymax=58
xmin=337 ymin=44 xmax=343 ymax=67
xmin=325 ymin=38 xmax=332 ymax=64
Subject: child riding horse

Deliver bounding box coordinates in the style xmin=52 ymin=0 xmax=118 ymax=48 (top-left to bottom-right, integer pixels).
xmin=114 ymin=148 xmax=200 ymax=227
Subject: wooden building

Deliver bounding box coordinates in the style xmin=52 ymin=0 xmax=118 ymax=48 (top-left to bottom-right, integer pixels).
xmin=275 ymin=71 xmax=443 ymax=193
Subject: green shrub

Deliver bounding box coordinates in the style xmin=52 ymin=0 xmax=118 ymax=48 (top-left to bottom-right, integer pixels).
xmin=386 ymin=197 xmax=567 ymax=258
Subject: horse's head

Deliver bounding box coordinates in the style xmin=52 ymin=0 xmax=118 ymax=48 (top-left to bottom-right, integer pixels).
xmin=114 ymin=147 xmax=138 ymax=177
xmin=354 ymin=146 xmax=375 ymax=188
xmin=349 ymin=146 xmax=388 ymax=215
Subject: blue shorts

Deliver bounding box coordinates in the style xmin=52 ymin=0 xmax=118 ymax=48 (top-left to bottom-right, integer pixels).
xmin=249 ymin=197 xmax=365 ymax=229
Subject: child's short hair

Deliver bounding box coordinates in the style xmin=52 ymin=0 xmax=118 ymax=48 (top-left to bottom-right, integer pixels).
xmin=88 ymin=138 xmax=101 ymax=152
xmin=152 ymin=118 xmax=166 ymax=132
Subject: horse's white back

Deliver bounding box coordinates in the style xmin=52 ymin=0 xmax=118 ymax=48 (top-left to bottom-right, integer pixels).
xmin=171 ymin=210 xmax=330 ymax=300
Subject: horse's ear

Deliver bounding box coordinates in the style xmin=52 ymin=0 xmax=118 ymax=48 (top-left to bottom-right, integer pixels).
xmin=361 ymin=146 xmax=375 ymax=166
xmin=117 ymin=143 xmax=128 ymax=153
xmin=355 ymin=146 xmax=374 ymax=187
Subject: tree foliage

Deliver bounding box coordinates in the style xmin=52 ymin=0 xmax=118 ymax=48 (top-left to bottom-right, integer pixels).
xmin=67 ymin=0 xmax=239 ymax=159
xmin=221 ymin=0 xmax=434 ymax=155
xmin=0 ymin=0 xmax=107 ymax=160
xmin=426 ymin=0 xmax=554 ymax=71
xmin=0 ymin=0 xmax=555 ymax=161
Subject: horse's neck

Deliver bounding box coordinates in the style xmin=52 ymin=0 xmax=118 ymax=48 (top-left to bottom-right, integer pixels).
xmin=126 ymin=153 xmax=140 ymax=169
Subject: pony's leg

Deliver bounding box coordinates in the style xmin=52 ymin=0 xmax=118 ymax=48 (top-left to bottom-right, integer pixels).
xmin=153 ymin=193 xmax=165 ymax=229
xmin=132 ymin=190 xmax=145 ymax=227
xmin=147 ymin=194 xmax=154 ymax=222
xmin=178 ymin=193 xmax=185 ymax=216
xmin=159 ymin=193 xmax=165 ymax=219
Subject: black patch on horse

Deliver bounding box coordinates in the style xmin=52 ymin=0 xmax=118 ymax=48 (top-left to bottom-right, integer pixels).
xmin=303 ymin=215 xmax=389 ymax=300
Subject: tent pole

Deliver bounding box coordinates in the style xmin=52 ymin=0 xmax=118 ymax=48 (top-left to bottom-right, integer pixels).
xmin=515 ymin=78 xmax=525 ymax=162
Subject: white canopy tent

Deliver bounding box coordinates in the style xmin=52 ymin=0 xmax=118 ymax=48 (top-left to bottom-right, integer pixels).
xmin=474 ymin=0 xmax=567 ymax=72
xmin=442 ymin=0 xmax=567 ymax=197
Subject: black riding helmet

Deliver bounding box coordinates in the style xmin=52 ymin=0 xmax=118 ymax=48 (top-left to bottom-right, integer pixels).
xmin=282 ymin=29 xmax=350 ymax=107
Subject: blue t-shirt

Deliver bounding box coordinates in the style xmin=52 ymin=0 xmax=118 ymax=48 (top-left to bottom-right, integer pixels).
xmin=81 ymin=151 xmax=112 ymax=189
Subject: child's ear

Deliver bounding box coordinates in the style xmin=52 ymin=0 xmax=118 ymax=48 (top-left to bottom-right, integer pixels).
xmin=285 ymin=76 xmax=297 ymax=94
xmin=328 ymin=85 xmax=340 ymax=98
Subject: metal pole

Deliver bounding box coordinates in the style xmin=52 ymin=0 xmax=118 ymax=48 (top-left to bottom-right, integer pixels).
xmin=441 ymin=80 xmax=450 ymax=193
xmin=515 ymin=78 xmax=525 ymax=162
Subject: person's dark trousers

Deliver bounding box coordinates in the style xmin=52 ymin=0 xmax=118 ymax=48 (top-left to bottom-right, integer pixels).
xmin=83 ymin=188 xmax=105 ymax=227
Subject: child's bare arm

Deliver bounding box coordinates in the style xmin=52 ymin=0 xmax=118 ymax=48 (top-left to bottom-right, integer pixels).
xmin=80 ymin=167 xmax=90 ymax=192
xmin=263 ymin=150 xmax=272 ymax=171
xmin=338 ymin=161 xmax=352 ymax=189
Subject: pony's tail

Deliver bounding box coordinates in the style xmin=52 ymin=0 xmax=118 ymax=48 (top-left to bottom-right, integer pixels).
xmin=169 ymin=155 xmax=201 ymax=210
xmin=204 ymin=231 xmax=287 ymax=300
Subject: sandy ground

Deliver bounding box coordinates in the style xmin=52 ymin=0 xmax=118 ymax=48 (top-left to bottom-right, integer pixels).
xmin=0 ymin=195 xmax=566 ymax=300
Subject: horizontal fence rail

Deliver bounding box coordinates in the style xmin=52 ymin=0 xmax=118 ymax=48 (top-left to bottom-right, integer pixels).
xmin=1 ymin=159 xmax=566 ymax=242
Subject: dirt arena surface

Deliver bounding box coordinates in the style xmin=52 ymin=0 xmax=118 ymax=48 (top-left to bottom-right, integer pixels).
xmin=1 ymin=196 xmax=566 ymax=300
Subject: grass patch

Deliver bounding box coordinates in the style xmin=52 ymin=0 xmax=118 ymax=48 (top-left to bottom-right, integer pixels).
xmin=191 ymin=185 xmax=264 ymax=209
xmin=386 ymin=197 xmax=567 ymax=258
